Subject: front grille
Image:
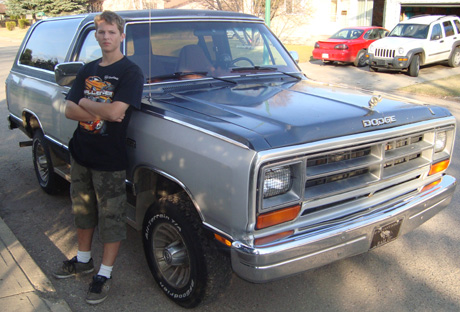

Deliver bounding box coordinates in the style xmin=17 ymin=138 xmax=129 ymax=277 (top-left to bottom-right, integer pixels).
xmin=375 ymin=48 xmax=395 ymax=58
xmin=301 ymin=130 xmax=436 ymax=219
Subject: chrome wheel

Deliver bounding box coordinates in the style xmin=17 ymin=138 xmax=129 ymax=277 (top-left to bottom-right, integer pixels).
xmin=35 ymin=142 xmax=49 ymax=182
xmin=152 ymin=223 xmax=191 ymax=288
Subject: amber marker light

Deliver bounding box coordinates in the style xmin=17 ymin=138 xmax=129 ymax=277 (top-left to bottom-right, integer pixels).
xmin=255 ymin=230 xmax=294 ymax=246
xmin=214 ymin=233 xmax=232 ymax=247
xmin=256 ymin=205 xmax=301 ymax=229
xmin=421 ymin=179 xmax=441 ymax=193
xmin=429 ymin=159 xmax=450 ymax=176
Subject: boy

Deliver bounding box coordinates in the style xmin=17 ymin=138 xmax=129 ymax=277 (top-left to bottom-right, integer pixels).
xmin=53 ymin=11 xmax=144 ymax=305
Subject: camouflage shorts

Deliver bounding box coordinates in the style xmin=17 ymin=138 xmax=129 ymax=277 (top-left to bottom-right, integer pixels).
xmin=70 ymin=159 xmax=127 ymax=243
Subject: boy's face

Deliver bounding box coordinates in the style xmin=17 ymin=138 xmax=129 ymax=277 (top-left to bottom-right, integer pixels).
xmin=95 ymin=20 xmax=125 ymax=54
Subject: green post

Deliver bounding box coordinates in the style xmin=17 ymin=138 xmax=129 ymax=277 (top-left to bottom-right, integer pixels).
xmin=265 ymin=0 xmax=271 ymax=27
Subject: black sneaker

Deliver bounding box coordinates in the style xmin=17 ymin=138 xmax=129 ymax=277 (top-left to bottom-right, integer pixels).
xmin=53 ymin=256 xmax=94 ymax=279
xmin=86 ymin=275 xmax=111 ymax=305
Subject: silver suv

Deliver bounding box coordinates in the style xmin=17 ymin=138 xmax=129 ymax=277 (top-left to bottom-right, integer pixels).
xmin=6 ymin=9 xmax=457 ymax=308
xmin=367 ymin=15 xmax=460 ymax=76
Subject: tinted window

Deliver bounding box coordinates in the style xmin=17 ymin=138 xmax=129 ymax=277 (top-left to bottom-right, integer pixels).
xmin=455 ymin=20 xmax=460 ymax=34
xmin=431 ymin=24 xmax=443 ymax=40
xmin=390 ymin=24 xmax=428 ymax=39
xmin=330 ymin=29 xmax=364 ymax=39
xmin=77 ymin=30 xmax=102 ymax=63
xmin=125 ymin=21 xmax=298 ymax=83
xmin=19 ymin=18 xmax=81 ymax=71
xmin=443 ymin=21 xmax=454 ymax=37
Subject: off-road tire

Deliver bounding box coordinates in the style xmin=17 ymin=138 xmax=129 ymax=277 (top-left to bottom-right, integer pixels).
xmin=32 ymin=130 xmax=61 ymax=194
xmin=408 ymin=54 xmax=420 ymax=77
xmin=143 ymin=192 xmax=231 ymax=308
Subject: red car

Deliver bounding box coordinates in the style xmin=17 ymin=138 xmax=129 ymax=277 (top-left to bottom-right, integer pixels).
xmin=312 ymin=26 xmax=389 ymax=67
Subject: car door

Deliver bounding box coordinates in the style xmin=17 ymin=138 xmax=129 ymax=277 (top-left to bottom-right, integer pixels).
xmin=425 ymin=23 xmax=445 ymax=64
xmin=439 ymin=20 xmax=457 ymax=61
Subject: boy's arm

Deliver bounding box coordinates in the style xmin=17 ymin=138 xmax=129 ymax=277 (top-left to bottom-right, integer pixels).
xmin=65 ymin=100 xmax=98 ymax=121
xmin=78 ymin=98 xmax=129 ymax=123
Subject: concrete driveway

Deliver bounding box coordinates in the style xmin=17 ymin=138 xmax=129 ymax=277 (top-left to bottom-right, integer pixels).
xmin=298 ymin=59 xmax=460 ymax=100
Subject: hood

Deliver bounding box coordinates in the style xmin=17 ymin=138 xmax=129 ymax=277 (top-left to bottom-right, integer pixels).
xmin=370 ymin=37 xmax=423 ymax=50
xmin=145 ymin=78 xmax=451 ymax=151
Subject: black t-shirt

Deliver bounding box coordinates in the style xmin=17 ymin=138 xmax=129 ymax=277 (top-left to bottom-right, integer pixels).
xmin=67 ymin=56 xmax=144 ymax=171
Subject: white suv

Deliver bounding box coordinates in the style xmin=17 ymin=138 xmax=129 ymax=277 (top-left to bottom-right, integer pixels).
xmin=367 ymin=15 xmax=460 ymax=77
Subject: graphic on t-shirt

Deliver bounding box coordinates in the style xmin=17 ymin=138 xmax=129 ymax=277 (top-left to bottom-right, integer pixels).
xmin=79 ymin=76 xmax=115 ymax=134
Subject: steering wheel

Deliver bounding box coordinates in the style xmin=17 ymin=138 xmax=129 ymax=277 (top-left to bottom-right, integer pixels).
xmin=230 ymin=57 xmax=255 ymax=67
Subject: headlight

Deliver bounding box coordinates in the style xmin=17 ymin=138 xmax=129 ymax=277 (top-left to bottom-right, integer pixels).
xmin=368 ymin=45 xmax=375 ymax=54
xmin=263 ymin=167 xmax=292 ymax=198
xmin=434 ymin=131 xmax=447 ymax=153
xmin=398 ymin=47 xmax=405 ymax=55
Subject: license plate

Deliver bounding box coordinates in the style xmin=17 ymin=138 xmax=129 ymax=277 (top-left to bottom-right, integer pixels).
xmin=370 ymin=219 xmax=403 ymax=249
xmin=322 ymin=53 xmax=329 ymax=59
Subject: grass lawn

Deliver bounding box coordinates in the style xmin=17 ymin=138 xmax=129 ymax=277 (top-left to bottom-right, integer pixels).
xmin=398 ymin=75 xmax=460 ymax=99
xmin=284 ymin=44 xmax=314 ymax=63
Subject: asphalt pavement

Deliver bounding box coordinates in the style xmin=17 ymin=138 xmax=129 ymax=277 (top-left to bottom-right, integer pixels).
xmin=1 ymin=37 xmax=460 ymax=312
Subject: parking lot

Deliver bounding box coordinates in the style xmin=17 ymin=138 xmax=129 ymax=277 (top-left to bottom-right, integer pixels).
xmin=1 ymin=37 xmax=460 ymax=311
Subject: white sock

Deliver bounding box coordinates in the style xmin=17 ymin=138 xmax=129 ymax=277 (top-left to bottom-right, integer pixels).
xmin=98 ymin=264 xmax=113 ymax=279
xmin=76 ymin=250 xmax=91 ymax=263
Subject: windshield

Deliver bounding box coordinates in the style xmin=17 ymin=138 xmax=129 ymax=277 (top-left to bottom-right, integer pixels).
xmin=124 ymin=21 xmax=299 ymax=83
xmin=389 ymin=24 xmax=429 ymax=39
xmin=330 ymin=29 xmax=364 ymax=40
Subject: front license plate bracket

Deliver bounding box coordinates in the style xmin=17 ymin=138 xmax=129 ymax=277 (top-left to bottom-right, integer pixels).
xmin=370 ymin=219 xmax=403 ymax=250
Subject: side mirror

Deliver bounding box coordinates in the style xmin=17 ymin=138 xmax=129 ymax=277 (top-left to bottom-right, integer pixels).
xmin=54 ymin=62 xmax=84 ymax=87
xmin=289 ymin=51 xmax=299 ymax=63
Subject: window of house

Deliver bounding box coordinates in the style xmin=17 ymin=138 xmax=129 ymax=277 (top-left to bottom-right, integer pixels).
xmin=19 ymin=18 xmax=81 ymax=71
xmin=330 ymin=0 xmax=338 ymax=22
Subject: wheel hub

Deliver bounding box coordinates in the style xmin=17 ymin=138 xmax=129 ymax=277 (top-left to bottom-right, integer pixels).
xmin=163 ymin=243 xmax=187 ymax=266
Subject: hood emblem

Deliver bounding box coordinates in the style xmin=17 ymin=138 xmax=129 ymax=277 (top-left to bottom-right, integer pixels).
xmin=362 ymin=115 xmax=396 ymax=128
xmin=368 ymin=95 xmax=382 ymax=109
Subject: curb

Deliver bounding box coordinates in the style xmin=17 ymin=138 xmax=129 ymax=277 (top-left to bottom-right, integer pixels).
xmin=0 ymin=217 xmax=72 ymax=312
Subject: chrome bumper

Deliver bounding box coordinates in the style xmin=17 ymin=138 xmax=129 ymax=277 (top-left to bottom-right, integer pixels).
xmin=231 ymin=175 xmax=456 ymax=283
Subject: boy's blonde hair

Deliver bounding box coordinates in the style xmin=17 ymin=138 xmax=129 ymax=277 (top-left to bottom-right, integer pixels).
xmin=94 ymin=10 xmax=125 ymax=34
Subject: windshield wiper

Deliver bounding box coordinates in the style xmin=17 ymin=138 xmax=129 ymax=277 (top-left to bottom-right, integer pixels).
xmin=231 ymin=66 xmax=302 ymax=80
xmin=231 ymin=66 xmax=276 ymax=72
xmin=147 ymin=71 xmax=208 ymax=83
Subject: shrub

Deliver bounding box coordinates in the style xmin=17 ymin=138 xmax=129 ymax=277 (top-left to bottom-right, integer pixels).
xmin=18 ymin=19 xmax=30 ymax=29
xmin=6 ymin=21 xmax=16 ymax=31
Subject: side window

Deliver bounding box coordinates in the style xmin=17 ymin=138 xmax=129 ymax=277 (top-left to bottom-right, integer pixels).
xmin=77 ymin=30 xmax=102 ymax=63
xmin=442 ymin=21 xmax=455 ymax=37
xmin=19 ymin=18 xmax=81 ymax=71
xmin=431 ymin=24 xmax=443 ymax=40
xmin=455 ymin=20 xmax=460 ymax=34
xmin=364 ymin=30 xmax=373 ymax=40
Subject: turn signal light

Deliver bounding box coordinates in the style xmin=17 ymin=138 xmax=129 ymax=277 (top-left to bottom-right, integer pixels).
xmin=429 ymin=159 xmax=450 ymax=176
xmin=214 ymin=233 xmax=232 ymax=247
xmin=255 ymin=230 xmax=294 ymax=246
xmin=256 ymin=205 xmax=300 ymax=229
xmin=421 ymin=179 xmax=441 ymax=193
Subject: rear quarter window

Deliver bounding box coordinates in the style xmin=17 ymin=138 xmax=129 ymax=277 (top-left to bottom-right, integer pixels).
xmin=19 ymin=18 xmax=81 ymax=71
